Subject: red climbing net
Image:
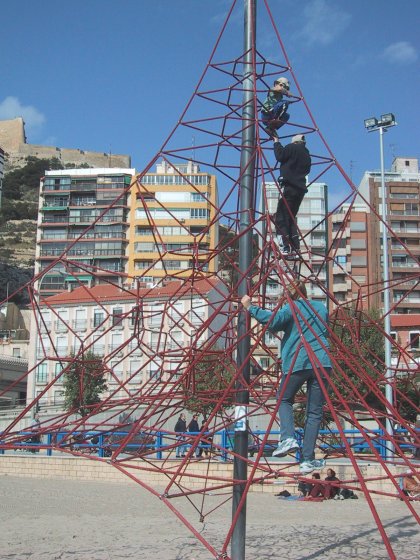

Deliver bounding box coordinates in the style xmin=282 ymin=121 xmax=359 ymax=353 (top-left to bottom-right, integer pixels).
xmin=0 ymin=1 xmax=418 ymax=558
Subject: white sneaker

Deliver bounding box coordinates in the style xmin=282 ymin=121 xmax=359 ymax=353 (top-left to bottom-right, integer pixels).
xmin=299 ymin=459 xmax=326 ymax=474
xmin=273 ymin=235 xmax=284 ymax=250
xmin=272 ymin=437 xmax=300 ymax=457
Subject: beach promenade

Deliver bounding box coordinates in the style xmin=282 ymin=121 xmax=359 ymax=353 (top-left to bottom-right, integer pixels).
xmin=1 ymin=475 xmax=419 ymax=559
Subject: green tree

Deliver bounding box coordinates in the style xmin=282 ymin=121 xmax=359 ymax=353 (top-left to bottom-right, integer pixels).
xmin=2 ymin=156 xmax=63 ymax=201
xmin=63 ymin=352 xmax=107 ymax=417
xmin=330 ymin=306 xmax=385 ymax=411
xmin=184 ymin=348 xmax=235 ymax=420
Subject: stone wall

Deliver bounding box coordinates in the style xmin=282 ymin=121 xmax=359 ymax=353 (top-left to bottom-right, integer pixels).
xmin=0 ymin=118 xmax=131 ymax=171
xmin=0 ymin=455 xmax=404 ymax=498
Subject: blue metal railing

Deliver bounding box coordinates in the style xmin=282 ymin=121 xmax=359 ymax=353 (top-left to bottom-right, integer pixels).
xmin=0 ymin=428 xmax=416 ymax=461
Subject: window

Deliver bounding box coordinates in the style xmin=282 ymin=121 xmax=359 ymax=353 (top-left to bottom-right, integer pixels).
xmin=409 ymin=332 xmax=420 ymax=350
xmin=191 ymin=192 xmax=208 ymax=202
xmin=149 ymin=367 xmax=161 ymax=380
xmin=74 ymin=309 xmax=87 ymax=331
xmin=54 ymin=391 xmax=64 ymax=405
xmin=109 ymin=361 xmax=124 ymax=382
xmin=12 ymin=347 xmax=21 ymax=358
xmin=93 ymin=310 xmax=105 ymax=328
xmin=128 ymin=360 xmax=142 ymax=384
xmin=169 ymin=330 xmax=183 ymax=349
xmin=150 ymin=332 xmax=161 ymax=350
xmin=112 ymin=307 xmax=123 ymax=327
xmin=111 ymin=332 xmax=123 ymax=352
xmin=191 ymin=208 xmax=210 ymax=219
xmin=149 ymin=304 xmax=164 ymax=327
xmin=405 ymin=203 xmax=418 ymax=215
xmin=350 ymin=221 xmax=366 ymax=232
xmin=350 ymin=238 xmax=366 ymax=249
xmin=351 ymin=255 xmax=367 ymax=267
xmin=36 ymin=364 xmax=48 ymax=384
xmin=55 ymin=363 xmax=63 ymax=380
xmin=334 ymin=255 xmax=347 ymax=265
xmin=264 ymin=332 xmax=278 ymax=346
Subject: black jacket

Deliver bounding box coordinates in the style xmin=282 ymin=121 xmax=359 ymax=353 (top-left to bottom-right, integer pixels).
xmin=175 ymin=417 xmax=187 ymax=433
xmin=274 ymin=141 xmax=311 ymax=191
xmin=188 ymin=419 xmax=200 ymax=433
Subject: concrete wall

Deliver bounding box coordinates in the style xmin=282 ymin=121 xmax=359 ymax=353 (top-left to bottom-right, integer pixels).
xmin=0 ymin=455 xmax=404 ymax=498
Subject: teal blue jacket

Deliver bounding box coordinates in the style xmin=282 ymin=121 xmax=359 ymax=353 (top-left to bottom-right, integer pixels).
xmin=248 ymin=299 xmax=331 ymax=374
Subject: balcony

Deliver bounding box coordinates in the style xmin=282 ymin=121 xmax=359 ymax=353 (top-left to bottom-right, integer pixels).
xmin=92 ymin=344 xmax=105 ymax=356
xmin=70 ymin=182 xmax=97 ymax=191
xmin=42 ymin=216 xmax=69 ymax=224
xmin=72 ymin=320 xmax=87 ymax=331
xmin=56 ymin=345 xmax=69 ymax=357
xmin=54 ymin=321 xmax=69 ymax=333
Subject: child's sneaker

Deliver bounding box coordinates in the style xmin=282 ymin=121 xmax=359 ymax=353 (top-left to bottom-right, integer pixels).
xmin=272 ymin=437 xmax=300 ymax=457
xmin=299 ymin=459 xmax=326 ymax=474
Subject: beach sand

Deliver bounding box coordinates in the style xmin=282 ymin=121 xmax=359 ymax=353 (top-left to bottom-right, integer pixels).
xmin=1 ymin=475 xmax=419 ymax=559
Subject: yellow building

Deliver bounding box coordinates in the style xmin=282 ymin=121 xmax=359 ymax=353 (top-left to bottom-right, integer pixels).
xmin=127 ymin=160 xmax=218 ymax=283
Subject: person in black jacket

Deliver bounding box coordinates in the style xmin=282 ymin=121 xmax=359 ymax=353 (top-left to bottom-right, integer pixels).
xmin=174 ymin=413 xmax=187 ymax=458
xmin=188 ymin=414 xmax=200 ymax=457
xmin=271 ymin=134 xmax=311 ymax=256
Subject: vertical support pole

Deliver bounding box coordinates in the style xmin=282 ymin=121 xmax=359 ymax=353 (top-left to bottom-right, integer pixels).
xmin=324 ymin=184 xmax=331 ymax=314
xmin=231 ymin=1 xmax=256 ymax=559
xmin=379 ymin=127 xmax=394 ymax=458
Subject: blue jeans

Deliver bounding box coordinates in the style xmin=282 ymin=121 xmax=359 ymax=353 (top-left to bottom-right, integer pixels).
xmin=176 ymin=435 xmax=187 ymax=457
xmin=261 ymin=100 xmax=290 ymax=128
xmin=278 ymin=368 xmax=330 ymax=461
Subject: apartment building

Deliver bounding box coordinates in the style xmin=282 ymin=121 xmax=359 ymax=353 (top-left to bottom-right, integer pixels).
xmin=35 ymin=168 xmax=134 ymax=295
xmin=27 ymin=278 xmax=232 ymax=408
xmin=331 ymin=157 xmax=420 ymax=313
xmin=329 ymin=157 xmax=420 ymax=368
xmin=329 ymin=203 xmax=380 ymax=307
xmin=127 ymin=160 xmax=218 ymax=284
xmin=0 ymin=302 xmax=30 ymax=407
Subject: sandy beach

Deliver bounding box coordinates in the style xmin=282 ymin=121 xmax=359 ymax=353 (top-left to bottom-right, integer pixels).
xmin=0 ymin=475 xmax=419 ymax=559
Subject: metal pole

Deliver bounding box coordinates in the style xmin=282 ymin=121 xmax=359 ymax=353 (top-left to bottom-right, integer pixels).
xmin=231 ymin=1 xmax=256 ymax=558
xmin=379 ymin=127 xmax=394 ymax=458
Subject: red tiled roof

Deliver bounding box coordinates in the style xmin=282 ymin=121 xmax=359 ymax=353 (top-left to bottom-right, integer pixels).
xmin=41 ymin=277 xmax=222 ymax=306
xmin=391 ymin=315 xmax=420 ymax=328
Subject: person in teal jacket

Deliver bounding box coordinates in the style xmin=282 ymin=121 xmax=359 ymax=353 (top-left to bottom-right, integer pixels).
xmin=241 ymin=280 xmax=331 ymax=474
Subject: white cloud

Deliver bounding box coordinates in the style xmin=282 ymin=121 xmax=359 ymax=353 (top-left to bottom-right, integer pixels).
xmin=296 ymin=0 xmax=351 ymax=47
xmin=383 ymin=41 xmax=418 ymax=64
xmin=0 ymin=96 xmax=46 ymax=131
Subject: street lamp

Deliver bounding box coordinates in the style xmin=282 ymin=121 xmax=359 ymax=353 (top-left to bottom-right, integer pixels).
xmin=364 ymin=113 xmax=397 ymax=459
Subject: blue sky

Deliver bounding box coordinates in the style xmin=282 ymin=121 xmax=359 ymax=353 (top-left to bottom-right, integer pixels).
xmin=1 ymin=0 xmax=419 ymax=209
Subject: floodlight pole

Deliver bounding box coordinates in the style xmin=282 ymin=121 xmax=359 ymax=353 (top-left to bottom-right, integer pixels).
xmin=365 ymin=115 xmax=396 ymax=459
xmin=231 ymin=1 xmax=256 ymax=559
xmin=378 ymin=125 xmax=394 ymax=458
